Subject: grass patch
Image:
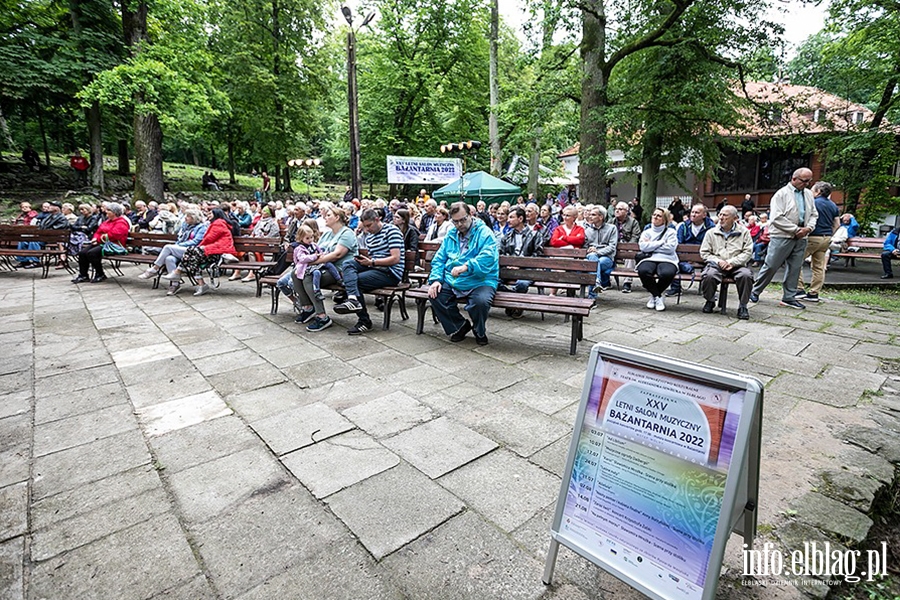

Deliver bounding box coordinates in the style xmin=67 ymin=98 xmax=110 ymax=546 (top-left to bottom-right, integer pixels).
xmin=827 ymin=288 xmax=900 ymax=312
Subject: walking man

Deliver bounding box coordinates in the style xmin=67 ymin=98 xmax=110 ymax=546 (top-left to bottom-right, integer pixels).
xmin=796 ymin=181 xmax=839 ymax=302
xmin=749 ymin=167 xmax=818 ymax=309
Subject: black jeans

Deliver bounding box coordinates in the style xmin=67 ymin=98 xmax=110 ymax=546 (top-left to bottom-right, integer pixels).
xmin=78 ymin=244 xmax=104 ymax=277
xmin=637 ymin=261 xmax=678 ymax=297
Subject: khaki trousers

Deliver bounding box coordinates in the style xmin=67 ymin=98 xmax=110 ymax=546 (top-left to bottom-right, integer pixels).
xmin=798 ymin=235 xmax=832 ymax=294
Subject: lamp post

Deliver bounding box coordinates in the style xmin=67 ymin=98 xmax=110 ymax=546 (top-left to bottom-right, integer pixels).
xmin=342 ymin=6 xmax=375 ymax=201
xmin=288 ymin=158 xmax=322 ymax=200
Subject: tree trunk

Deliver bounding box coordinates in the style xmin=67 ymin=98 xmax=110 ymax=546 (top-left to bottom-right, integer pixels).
xmin=227 ymin=131 xmax=236 ymax=184
xmin=578 ymin=0 xmax=608 ymax=205
xmin=488 ymin=0 xmax=501 ymax=176
xmin=86 ymin=101 xmax=104 ymax=192
xmin=133 ymin=111 xmax=164 ymax=202
xmin=38 ymin=109 xmax=50 ymax=167
xmin=0 ymin=106 xmax=16 ymax=153
xmin=191 ymin=147 xmax=199 ymax=166
xmin=282 ymin=166 xmax=291 ymax=195
xmin=123 ymin=0 xmax=162 ymax=201
xmin=639 ymin=129 xmax=662 ymax=218
xmin=528 ymin=128 xmax=542 ymax=196
xmin=117 ymin=139 xmax=129 ymax=174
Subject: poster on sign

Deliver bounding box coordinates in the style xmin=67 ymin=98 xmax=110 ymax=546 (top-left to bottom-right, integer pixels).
xmin=545 ymin=343 xmax=761 ymax=600
xmin=386 ymin=156 xmax=462 ymax=184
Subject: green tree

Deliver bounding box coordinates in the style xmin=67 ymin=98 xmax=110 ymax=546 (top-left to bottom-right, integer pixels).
xmin=795 ymin=0 xmax=900 ymax=221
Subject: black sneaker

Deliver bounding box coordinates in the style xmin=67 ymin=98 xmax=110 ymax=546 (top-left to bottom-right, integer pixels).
xmin=804 ymin=292 xmax=819 ymax=302
xmin=702 ymin=301 xmax=715 ymax=314
xmin=306 ymin=316 xmax=333 ymax=332
xmin=450 ymin=320 xmax=472 ymax=342
xmin=71 ymin=275 xmax=89 ymax=283
xmin=795 ymin=291 xmax=808 ymax=300
xmin=90 ymin=275 xmax=107 ymax=283
xmin=295 ymin=308 xmax=316 ymax=324
xmin=737 ymin=305 xmax=750 ymax=320
xmin=347 ymin=320 xmax=372 ymax=335
xmin=334 ymin=298 xmax=363 ymax=314
xmin=475 ymin=334 xmax=489 ymax=346
xmin=779 ymin=299 xmax=806 ymax=310
xmin=332 ymin=292 xmax=348 ymax=303
xmin=664 ymin=288 xmax=680 ymax=297
xmin=622 ymin=283 xmax=632 ymax=294
xmin=749 ymin=292 xmax=759 ymax=303
xmin=881 ymin=274 xmax=894 ymax=279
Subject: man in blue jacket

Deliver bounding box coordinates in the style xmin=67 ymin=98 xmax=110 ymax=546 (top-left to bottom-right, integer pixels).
xmin=665 ymin=203 xmax=714 ymax=297
xmin=882 ymin=227 xmax=900 ymax=279
xmin=427 ymin=202 xmax=499 ymax=345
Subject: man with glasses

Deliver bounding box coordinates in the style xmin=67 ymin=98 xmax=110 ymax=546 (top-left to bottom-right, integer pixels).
xmin=427 ymin=202 xmax=499 ymax=345
xmin=749 ymin=167 xmax=818 ymax=309
xmin=334 ymin=208 xmax=404 ymax=335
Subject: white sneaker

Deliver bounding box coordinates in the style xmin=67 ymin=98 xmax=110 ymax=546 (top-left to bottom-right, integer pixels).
xmin=646 ymin=296 xmax=656 ymax=309
xmin=138 ymin=268 xmax=159 ymax=280
xmin=655 ymin=296 xmax=666 ymax=311
xmin=193 ymin=284 xmax=210 ymax=296
xmin=166 ymin=283 xmax=181 ymax=296
xmin=162 ymin=270 xmax=181 ymax=281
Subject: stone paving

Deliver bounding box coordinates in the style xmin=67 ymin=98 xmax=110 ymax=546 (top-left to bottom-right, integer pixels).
xmin=1 ymin=266 xmax=898 ymax=600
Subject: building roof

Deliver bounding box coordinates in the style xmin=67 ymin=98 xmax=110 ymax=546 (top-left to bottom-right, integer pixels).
xmin=725 ymin=81 xmax=886 ymax=137
xmin=557 ymin=81 xmax=895 ymax=157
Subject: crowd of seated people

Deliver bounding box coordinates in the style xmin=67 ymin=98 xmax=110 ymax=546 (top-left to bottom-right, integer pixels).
xmin=8 ymin=184 xmax=884 ymax=336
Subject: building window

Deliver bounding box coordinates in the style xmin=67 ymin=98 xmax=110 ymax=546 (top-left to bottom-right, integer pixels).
xmin=853 ymin=111 xmax=865 ymax=124
xmin=713 ymin=148 xmax=809 ymax=193
xmin=814 ymin=108 xmax=826 ymax=122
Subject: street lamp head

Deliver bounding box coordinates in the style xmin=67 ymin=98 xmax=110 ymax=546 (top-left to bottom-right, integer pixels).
xmin=361 ymin=10 xmax=376 ymax=27
xmin=288 ymin=159 xmax=296 ymax=167
xmin=313 ymin=158 xmax=322 ymax=166
xmin=341 ymin=6 xmax=353 ymax=25
xmin=305 ymin=159 xmax=313 ymax=167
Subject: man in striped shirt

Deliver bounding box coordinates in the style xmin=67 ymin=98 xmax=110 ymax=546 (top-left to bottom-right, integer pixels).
xmin=334 ymin=208 xmax=404 ymax=335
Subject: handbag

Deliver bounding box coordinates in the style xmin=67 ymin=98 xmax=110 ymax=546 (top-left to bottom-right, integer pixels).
xmin=635 ymin=229 xmax=667 ymax=261
xmin=101 ymin=241 xmax=128 ymax=256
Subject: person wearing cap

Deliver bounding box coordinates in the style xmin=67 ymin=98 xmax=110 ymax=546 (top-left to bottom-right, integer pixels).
xmin=15 ymin=202 xmax=68 ymax=269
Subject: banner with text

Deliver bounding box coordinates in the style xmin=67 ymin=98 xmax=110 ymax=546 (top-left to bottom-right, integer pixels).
xmin=386 ymin=156 xmax=462 ymax=184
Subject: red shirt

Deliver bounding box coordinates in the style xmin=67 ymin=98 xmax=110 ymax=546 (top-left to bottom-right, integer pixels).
xmin=549 ymin=223 xmax=586 ymax=248
xmin=15 ymin=210 xmax=38 ymax=226
xmin=92 ymin=216 xmax=131 ymax=246
xmin=199 ymin=219 xmax=237 ymax=256
xmin=70 ymin=156 xmax=89 ymax=172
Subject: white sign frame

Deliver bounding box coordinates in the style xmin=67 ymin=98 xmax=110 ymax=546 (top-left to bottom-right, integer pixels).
xmin=544 ymin=342 xmax=762 ymax=600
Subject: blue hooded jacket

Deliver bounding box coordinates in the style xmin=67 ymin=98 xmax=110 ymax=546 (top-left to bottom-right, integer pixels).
xmin=428 ymin=217 xmax=499 ymax=291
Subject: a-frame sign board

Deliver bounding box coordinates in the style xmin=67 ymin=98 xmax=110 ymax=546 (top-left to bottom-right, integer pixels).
xmin=544 ymin=342 xmax=762 ymax=600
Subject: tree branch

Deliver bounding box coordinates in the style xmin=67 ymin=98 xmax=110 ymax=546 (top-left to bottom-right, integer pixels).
xmin=605 ymin=0 xmax=694 ymax=75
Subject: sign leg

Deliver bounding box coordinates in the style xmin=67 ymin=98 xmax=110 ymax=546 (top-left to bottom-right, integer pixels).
xmin=543 ymin=538 xmax=560 ymax=585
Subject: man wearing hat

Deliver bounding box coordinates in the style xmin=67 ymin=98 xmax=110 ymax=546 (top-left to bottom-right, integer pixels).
xmin=16 ymin=202 xmax=68 ymax=269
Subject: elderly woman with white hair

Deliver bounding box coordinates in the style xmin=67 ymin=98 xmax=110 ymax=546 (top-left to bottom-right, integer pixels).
xmin=72 ymin=202 xmax=131 ymax=284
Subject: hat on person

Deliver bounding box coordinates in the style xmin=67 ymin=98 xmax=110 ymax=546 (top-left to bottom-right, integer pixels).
xmin=48 ymin=201 xmax=62 ymax=209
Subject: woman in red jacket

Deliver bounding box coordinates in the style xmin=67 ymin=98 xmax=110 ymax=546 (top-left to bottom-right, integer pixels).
xmin=72 ymin=202 xmax=131 ymax=283
xmin=163 ymin=208 xmax=237 ymax=296
xmin=549 ymin=205 xmax=586 ymax=248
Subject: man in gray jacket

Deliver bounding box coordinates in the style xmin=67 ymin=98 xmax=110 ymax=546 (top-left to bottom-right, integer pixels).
xmin=749 ymin=167 xmax=818 ymax=309
xmin=584 ymin=204 xmax=618 ymax=301
xmin=611 ymin=201 xmax=641 ymax=293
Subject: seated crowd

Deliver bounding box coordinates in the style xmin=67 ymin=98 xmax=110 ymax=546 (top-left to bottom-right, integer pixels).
xmin=7 ymin=177 xmax=876 ymax=345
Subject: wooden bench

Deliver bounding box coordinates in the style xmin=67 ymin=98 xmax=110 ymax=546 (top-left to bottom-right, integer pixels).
xmin=0 ymin=225 xmax=71 ymax=278
xmin=261 ymin=249 xmax=417 ymax=330
xmin=215 ymin=237 xmax=282 ymax=297
xmin=105 ymin=232 xmax=178 ymax=288
xmin=831 ymin=237 xmax=885 ymax=267
xmin=406 ymin=254 xmax=596 ymax=355
xmin=610 ymin=242 xmax=741 ymax=312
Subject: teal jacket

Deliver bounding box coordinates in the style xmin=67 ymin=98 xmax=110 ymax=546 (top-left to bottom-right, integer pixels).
xmin=428 ymin=218 xmax=499 ymax=290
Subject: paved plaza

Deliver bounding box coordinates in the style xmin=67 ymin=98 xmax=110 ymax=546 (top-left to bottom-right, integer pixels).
xmin=1 ymin=265 xmax=898 ymax=600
